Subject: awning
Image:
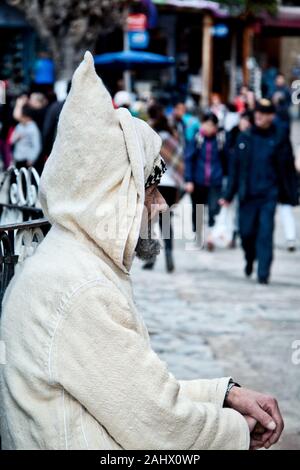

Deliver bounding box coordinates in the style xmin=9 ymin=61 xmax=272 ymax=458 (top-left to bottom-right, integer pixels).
xmin=153 ymin=0 xmax=228 ymax=17
xmin=263 ymin=7 xmax=300 ymax=29
xmin=94 ymin=51 xmax=175 ymax=70
xmin=0 ymin=3 xmax=28 ymax=28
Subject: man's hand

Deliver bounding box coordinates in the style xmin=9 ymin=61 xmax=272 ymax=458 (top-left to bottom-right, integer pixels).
xmin=244 ymin=415 xmax=257 ymax=433
xmin=16 ymin=95 xmax=28 ymax=108
xmin=226 ymin=386 xmax=284 ymax=450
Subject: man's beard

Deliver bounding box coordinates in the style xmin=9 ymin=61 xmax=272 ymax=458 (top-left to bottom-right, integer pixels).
xmin=135 ymin=221 xmax=161 ymax=261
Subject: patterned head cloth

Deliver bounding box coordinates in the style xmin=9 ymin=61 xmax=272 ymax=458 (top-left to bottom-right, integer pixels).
xmin=145 ymin=156 xmax=167 ymax=189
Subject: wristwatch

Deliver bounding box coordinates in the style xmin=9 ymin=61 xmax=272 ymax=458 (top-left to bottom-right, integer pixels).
xmin=225 ymin=379 xmax=241 ymax=402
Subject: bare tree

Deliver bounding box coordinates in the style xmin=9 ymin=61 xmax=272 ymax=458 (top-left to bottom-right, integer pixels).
xmin=8 ymin=0 xmax=130 ymax=81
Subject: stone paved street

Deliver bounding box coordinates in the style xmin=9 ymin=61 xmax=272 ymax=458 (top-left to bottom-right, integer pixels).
xmin=132 ymin=200 xmax=300 ymax=450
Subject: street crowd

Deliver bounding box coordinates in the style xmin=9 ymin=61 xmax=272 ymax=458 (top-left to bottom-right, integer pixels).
xmin=0 ymin=72 xmax=299 ymax=284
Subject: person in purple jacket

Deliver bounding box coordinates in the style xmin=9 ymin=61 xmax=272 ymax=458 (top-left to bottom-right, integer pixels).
xmin=185 ymin=112 xmax=224 ymax=248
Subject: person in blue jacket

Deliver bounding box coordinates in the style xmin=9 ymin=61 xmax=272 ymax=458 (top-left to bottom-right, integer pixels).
xmin=221 ymin=99 xmax=299 ymax=285
xmin=185 ymin=112 xmax=224 ymax=247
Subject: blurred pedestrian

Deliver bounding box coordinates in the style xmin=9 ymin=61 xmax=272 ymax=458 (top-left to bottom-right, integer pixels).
xmin=40 ymin=82 xmax=72 ymax=174
xmin=225 ymin=111 xmax=254 ymax=171
xmin=13 ymin=92 xmax=49 ymax=173
xmin=28 ymin=92 xmax=49 ymax=130
xmin=224 ymin=111 xmax=254 ymax=248
xmin=144 ymin=104 xmax=184 ymax=272
xmin=272 ymin=73 xmax=291 ymax=136
xmin=224 ymin=103 xmax=240 ymax=133
xmin=13 ymin=92 xmax=49 ymax=133
xmin=0 ymin=97 xmax=14 ymax=169
xmin=222 ymin=99 xmax=299 ymax=284
xmin=169 ymin=101 xmax=187 ymax=150
xmin=10 ymin=104 xmax=42 ymax=169
xmin=235 ymin=86 xmax=257 ymax=113
xmin=182 ymin=97 xmax=201 ymax=144
xmin=210 ymin=93 xmax=226 ymax=129
xmin=185 ymin=112 xmax=224 ymax=250
xmin=234 ymin=85 xmax=249 ymax=114
xmin=246 ymin=89 xmax=256 ymax=112
xmin=262 ymin=64 xmax=278 ymax=99
xmin=273 ymin=73 xmax=291 ymax=106
xmin=270 ymin=74 xmax=297 ymax=251
xmin=113 ymin=91 xmax=134 ymax=111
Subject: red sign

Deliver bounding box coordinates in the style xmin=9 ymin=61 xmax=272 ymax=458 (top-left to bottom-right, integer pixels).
xmin=127 ymin=14 xmax=147 ymax=32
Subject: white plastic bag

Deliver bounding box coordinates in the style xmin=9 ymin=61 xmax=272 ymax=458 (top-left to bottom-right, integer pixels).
xmin=209 ymin=205 xmax=235 ymax=248
xmin=295 ymin=147 xmax=300 ymax=174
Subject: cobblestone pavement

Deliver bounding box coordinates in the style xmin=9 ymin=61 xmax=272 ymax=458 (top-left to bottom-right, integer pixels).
xmin=132 ymin=200 xmax=300 ymax=450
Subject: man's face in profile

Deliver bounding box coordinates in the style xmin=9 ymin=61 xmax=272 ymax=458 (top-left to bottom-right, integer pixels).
xmin=135 ymin=185 xmax=168 ymax=261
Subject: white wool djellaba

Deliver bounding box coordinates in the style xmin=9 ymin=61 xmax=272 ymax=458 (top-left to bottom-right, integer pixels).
xmin=0 ymin=52 xmax=250 ymax=450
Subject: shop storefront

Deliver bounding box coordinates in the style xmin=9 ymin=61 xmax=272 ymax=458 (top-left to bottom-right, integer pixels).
xmin=0 ymin=2 xmax=36 ymax=97
xmin=255 ymin=6 xmax=300 ymax=83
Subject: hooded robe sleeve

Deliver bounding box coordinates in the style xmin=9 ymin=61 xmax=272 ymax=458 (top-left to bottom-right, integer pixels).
xmin=179 ymin=377 xmax=232 ymax=407
xmin=50 ymin=282 xmax=250 ymax=450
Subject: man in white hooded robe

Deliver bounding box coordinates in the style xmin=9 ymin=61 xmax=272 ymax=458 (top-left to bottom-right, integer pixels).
xmin=0 ymin=52 xmax=283 ymax=450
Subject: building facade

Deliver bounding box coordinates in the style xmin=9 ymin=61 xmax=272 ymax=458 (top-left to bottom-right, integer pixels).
xmin=0 ymin=2 xmax=36 ymax=97
xmin=2 ymin=0 xmax=300 ymax=104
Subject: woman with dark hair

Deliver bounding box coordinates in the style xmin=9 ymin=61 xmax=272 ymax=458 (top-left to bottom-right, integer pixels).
xmin=144 ymin=104 xmax=185 ymax=272
xmin=10 ymin=104 xmax=42 ymax=169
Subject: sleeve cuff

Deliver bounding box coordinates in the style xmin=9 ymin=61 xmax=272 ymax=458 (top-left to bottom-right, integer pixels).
xmin=179 ymin=377 xmax=232 ymax=408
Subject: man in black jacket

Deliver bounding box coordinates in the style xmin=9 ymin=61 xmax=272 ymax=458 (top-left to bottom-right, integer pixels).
xmin=221 ymin=99 xmax=299 ymax=284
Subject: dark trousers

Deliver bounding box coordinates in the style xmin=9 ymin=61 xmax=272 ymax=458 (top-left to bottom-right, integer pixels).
xmin=191 ymin=185 xmax=222 ymax=231
xmin=159 ymin=186 xmax=178 ymax=252
xmin=239 ymin=198 xmax=277 ymax=280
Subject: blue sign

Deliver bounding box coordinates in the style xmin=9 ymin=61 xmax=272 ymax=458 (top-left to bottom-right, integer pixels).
xmin=34 ymin=58 xmax=55 ymax=84
xmin=129 ymin=31 xmax=150 ymax=50
xmin=212 ymin=24 xmax=229 ymax=38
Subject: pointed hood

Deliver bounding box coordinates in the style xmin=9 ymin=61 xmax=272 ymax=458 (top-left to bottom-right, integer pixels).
xmin=39 ymin=51 xmax=162 ymax=273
